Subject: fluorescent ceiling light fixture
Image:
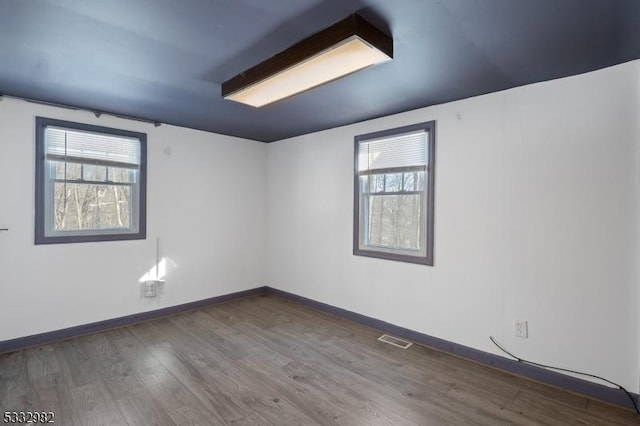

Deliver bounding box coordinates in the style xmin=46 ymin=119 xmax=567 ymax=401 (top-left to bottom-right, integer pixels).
xmin=222 ymin=14 xmax=393 ymax=108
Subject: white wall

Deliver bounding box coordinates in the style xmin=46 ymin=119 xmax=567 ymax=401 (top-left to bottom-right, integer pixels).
xmin=1 ymin=61 xmax=638 ymax=393
xmin=266 ymin=61 xmax=640 ymax=391
xmin=636 ymin=66 xmax=640 ymax=395
xmin=0 ymin=98 xmax=267 ymax=341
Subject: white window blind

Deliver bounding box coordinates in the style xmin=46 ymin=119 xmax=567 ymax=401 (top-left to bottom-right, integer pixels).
xmin=45 ymin=126 xmax=141 ymax=168
xmin=358 ymin=130 xmax=427 ymax=172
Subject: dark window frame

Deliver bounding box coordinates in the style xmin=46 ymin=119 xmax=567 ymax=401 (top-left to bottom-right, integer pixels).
xmin=353 ymin=121 xmax=435 ymax=265
xmin=35 ymin=116 xmax=147 ymax=245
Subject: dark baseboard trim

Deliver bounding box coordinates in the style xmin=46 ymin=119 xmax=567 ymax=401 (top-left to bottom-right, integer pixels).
xmin=0 ymin=286 xmax=268 ymax=354
xmin=2 ymin=284 xmax=636 ymax=411
xmin=264 ymin=286 xmax=638 ymax=411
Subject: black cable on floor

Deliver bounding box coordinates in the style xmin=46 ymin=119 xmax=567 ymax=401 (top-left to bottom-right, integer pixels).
xmin=489 ymin=336 xmax=640 ymax=415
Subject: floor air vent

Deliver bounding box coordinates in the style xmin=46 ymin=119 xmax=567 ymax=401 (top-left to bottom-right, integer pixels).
xmin=378 ymin=334 xmax=413 ymax=349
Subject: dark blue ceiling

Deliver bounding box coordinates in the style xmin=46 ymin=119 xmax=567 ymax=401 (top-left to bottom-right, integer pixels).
xmin=1 ymin=0 xmax=638 ymax=142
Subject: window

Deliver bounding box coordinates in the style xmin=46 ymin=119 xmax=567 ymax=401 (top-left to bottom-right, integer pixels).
xmin=354 ymin=121 xmax=435 ymax=265
xmin=35 ymin=117 xmax=147 ymax=244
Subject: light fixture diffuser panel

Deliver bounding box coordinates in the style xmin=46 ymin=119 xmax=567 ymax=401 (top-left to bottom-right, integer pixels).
xmin=222 ymin=14 xmax=393 ymax=108
xmin=226 ymin=37 xmax=390 ymax=107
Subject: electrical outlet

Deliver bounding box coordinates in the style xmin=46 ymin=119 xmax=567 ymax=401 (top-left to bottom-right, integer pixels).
xmin=144 ymin=281 xmax=157 ymax=297
xmin=514 ymin=319 xmax=528 ymax=338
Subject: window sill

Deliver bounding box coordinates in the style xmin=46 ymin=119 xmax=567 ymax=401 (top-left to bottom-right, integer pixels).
xmin=353 ymin=247 xmax=433 ymax=266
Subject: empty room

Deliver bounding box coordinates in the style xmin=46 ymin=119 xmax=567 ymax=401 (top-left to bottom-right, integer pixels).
xmin=0 ymin=0 xmax=639 ymax=424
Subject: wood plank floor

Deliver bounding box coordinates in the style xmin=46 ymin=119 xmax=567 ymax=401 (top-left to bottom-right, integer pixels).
xmin=0 ymin=294 xmax=637 ymax=425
